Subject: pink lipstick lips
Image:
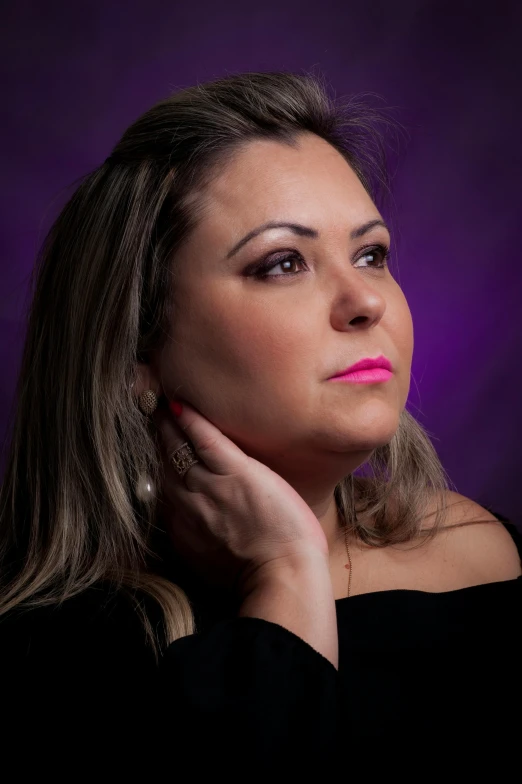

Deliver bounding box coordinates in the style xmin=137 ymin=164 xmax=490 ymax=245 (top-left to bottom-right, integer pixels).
xmin=328 ymin=355 xmax=393 ymax=384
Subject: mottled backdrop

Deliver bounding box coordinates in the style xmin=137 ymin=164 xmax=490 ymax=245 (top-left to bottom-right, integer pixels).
xmin=1 ymin=1 xmax=521 ymax=527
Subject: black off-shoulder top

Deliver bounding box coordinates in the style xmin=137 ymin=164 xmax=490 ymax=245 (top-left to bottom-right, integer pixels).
xmin=1 ymin=515 xmax=520 ymax=778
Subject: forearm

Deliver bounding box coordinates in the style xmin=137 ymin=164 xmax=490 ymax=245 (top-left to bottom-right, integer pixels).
xmin=237 ymin=551 xmax=339 ymax=670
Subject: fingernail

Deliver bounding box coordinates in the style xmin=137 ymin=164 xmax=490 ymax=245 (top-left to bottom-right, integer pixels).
xmin=169 ymin=400 xmax=183 ymax=417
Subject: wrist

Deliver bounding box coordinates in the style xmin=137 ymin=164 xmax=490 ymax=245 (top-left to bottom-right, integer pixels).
xmin=236 ymin=547 xmax=330 ymax=600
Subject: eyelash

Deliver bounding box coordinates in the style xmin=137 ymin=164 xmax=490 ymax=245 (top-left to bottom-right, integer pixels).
xmin=250 ymin=243 xmax=391 ymax=281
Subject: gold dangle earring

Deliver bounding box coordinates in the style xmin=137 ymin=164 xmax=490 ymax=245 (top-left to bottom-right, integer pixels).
xmin=134 ymin=385 xmax=159 ymax=502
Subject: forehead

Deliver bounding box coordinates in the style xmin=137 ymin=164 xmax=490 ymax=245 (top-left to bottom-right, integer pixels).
xmin=208 ymin=134 xmax=370 ymax=209
xmin=177 ymin=133 xmax=381 ymax=269
xmin=203 ymin=134 xmax=374 ymax=224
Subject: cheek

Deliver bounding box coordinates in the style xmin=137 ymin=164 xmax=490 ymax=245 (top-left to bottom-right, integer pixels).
xmin=164 ymin=293 xmax=317 ymax=451
xmin=228 ymin=312 xmax=311 ymax=389
xmin=170 ymin=291 xmax=310 ymax=390
xmin=396 ymin=295 xmax=414 ymax=361
xmin=390 ymin=294 xmax=414 ymax=403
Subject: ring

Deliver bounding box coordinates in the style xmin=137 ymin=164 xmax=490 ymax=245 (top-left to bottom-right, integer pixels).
xmin=169 ymin=441 xmax=199 ymax=477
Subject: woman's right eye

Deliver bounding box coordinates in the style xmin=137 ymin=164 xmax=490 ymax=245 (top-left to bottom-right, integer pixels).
xmin=252 ymin=251 xmax=306 ymax=280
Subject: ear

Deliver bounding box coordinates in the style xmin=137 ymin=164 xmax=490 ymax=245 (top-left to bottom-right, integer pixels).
xmin=133 ymin=361 xmax=162 ymax=399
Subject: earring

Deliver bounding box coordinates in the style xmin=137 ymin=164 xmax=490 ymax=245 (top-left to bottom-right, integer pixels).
xmin=135 ymin=472 xmax=156 ymax=503
xmin=138 ymin=389 xmax=158 ymax=416
xmin=135 ymin=388 xmax=159 ymax=502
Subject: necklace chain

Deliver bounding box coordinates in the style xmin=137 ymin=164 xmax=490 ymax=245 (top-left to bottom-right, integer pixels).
xmin=343 ymin=524 xmax=353 ymax=598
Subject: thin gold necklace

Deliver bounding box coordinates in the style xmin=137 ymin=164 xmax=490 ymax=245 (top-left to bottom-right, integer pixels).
xmin=343 ymin=524 xmax=353 ymax=598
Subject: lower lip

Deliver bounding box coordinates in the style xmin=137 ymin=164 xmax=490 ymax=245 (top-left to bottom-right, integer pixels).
xmin=329 ymin=368 xmax=393 ymax=383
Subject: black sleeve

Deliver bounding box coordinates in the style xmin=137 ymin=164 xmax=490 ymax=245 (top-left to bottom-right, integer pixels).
xmin=1 ymin=592 xmax=341 ymax=777
xmin=158 ymin=616 xmax=340 ymax=772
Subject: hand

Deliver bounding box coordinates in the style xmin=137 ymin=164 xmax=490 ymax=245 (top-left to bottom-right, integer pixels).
xmin=152 ymin=399 xmax=329 ymax=598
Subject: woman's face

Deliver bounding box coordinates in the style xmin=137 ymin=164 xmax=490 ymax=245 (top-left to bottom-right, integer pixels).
xmin=156 ymin=132 xmax=413 ymax=485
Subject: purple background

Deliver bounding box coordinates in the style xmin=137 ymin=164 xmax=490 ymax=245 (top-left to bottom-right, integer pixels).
xmin=1 ymin=1 xmax=521 ymax=527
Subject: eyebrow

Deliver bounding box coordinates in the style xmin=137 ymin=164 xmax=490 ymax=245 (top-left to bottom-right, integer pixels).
xmin=226 ymin=218 xmax=389 ymax=259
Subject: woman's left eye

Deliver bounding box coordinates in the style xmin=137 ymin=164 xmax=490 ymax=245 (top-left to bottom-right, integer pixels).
xmin=354 ymin=244 xmax=390 ymax=268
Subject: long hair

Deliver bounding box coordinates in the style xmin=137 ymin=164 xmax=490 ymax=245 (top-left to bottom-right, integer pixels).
xmin=0 ymin=70 xmax=466 ymax=653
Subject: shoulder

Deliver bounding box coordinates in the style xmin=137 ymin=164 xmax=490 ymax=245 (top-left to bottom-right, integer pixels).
xmin=434 ymin=491 xmax=522 ymax=583
xmin=0 ymin=584 xmax=158 ymax=670
xmin=0 ymin=587 xmax=164 ymax=762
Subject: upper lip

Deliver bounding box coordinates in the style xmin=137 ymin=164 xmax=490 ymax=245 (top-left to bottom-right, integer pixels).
xmin=329 ymin=354 xmax=393 ymax=378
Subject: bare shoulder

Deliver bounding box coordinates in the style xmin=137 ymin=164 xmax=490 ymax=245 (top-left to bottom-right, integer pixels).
xmin=435 ymin=491 xmax=522 ymax=583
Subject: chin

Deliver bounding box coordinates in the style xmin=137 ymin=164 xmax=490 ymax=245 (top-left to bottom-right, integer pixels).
xmin=347 ymin=408 xmax=401 ymax=442
xmin=334 ymin=402 xmax=400 ymax=436
xmin=320 ymin=422 xmax=399 ymax=455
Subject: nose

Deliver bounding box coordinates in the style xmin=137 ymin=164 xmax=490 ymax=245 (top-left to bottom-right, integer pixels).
xmin=329 ymin=270 xmax=387 ymax=332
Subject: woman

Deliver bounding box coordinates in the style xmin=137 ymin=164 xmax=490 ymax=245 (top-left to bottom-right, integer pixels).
xmin=0 ymin=71 xmax=520 ymax=775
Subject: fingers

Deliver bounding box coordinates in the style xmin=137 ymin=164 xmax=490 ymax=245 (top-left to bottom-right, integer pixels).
xmin=152 ymin=405 xmax=190 ymax=464
xmin=154 ymin=398 xmax=246 ymax=477
xmin=151 ymin=405 xmax=208 ymax=504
